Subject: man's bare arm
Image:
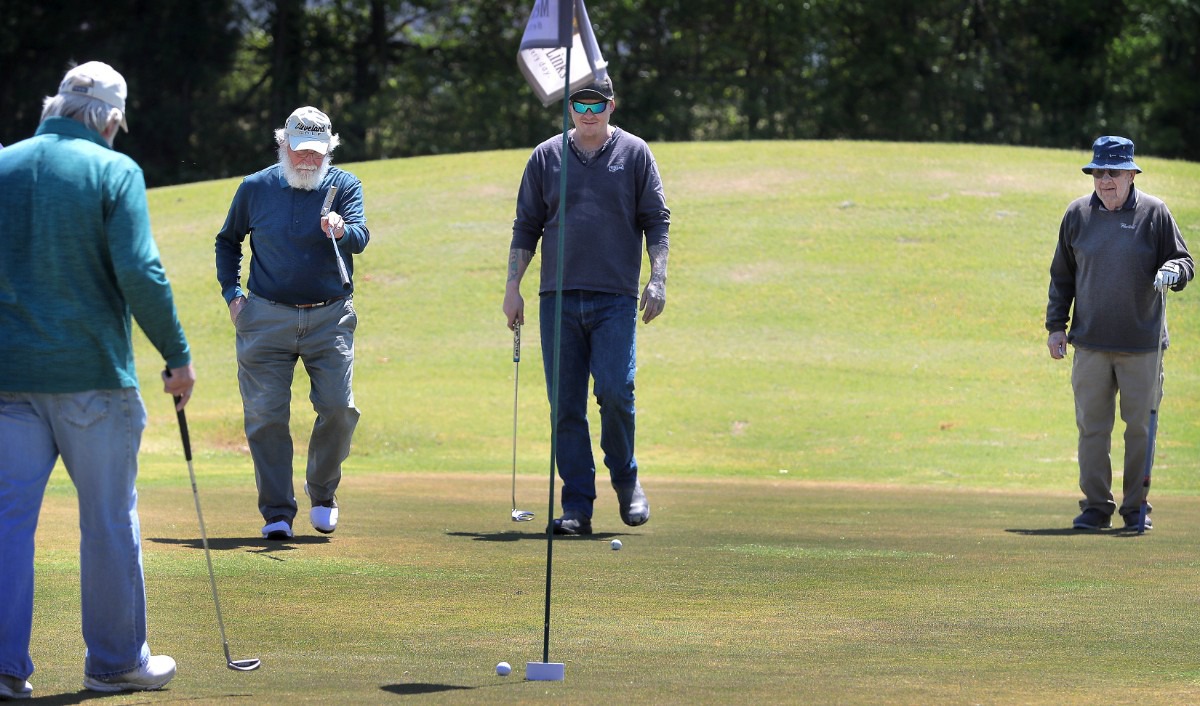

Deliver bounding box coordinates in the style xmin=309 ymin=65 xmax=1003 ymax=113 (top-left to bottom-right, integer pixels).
xmin=640 ymin=244 xmax=668 ymax=324
xmin=503 ymin=248 xmax=535 ymax=328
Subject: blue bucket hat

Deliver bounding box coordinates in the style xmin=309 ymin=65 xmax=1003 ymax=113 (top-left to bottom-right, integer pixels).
xmin=1082 ymin=135 xmax=1141 ymax=174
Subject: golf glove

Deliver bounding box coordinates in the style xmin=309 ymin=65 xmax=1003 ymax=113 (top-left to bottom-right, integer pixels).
xmin=1154 ymin=263 xmax=1181 ymax=291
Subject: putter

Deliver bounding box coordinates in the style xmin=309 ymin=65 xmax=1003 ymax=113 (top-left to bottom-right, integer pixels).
xmin=168 ymin=372 xmax=261 ymax=671
xmin=511 ymin=323 xmax=534 ymax=522
xmin=321 ymin=185 xmax=351 ymax=290
xmin=1138 ymin=287 xmax=1169 ymax=534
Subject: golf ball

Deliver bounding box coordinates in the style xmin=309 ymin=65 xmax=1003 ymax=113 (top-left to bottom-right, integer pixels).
xmin=611 ymin=539 xmax=622 ymax=550
xmin=496 ymin=661 xmax=512 ymax=676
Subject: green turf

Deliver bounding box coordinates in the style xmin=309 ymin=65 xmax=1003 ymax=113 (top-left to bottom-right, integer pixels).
xmin=23 ymin=140 xmax=1200 ymax=702
xmin=28 ymin=475 xmax=1200 ymax=703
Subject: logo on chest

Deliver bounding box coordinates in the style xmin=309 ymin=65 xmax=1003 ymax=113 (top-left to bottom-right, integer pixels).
xmin=608 ymin=163 xmax=624 ymax=173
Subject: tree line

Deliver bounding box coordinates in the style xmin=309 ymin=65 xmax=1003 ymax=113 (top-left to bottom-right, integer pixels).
xmin=2 ymin=0 xmax=1196 ymax=187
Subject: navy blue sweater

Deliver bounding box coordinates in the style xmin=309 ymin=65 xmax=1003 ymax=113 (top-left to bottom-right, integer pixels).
xmin=511 ymin=128 xmax=670 ymax=296
xmin=216 ymin=164 xmax=369 ymax=305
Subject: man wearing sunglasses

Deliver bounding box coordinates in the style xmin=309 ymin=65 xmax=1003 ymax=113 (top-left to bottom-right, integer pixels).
xmin=504 ymin=75 xmax=671 ymax=536
xmin=1045 ymin=135 xmax=1193 ymax=531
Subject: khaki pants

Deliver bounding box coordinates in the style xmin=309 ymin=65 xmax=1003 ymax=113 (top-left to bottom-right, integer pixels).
xmin=1071 ymin=347 xmax=1163 ymax=517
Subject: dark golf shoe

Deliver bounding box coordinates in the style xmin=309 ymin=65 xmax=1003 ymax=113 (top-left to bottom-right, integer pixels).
xmin=551 ymin=511 xmax=592 ymax=536
xmin=1072 ymin=508 xmax=1112 ymax=530
xmin=614 ymin=480 xmax=650 ymax=527
xmin=1122 ymin=513 xmax=1153 ymax=531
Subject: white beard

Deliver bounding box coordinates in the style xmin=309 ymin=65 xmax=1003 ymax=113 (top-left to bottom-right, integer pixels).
xmin=278 ymin=144 xmax=332 ymax=191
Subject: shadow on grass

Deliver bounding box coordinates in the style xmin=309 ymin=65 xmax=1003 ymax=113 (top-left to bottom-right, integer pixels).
xmin=381 ymin=683 xmax=476 ymax=695
xmin=29 ymin=688 xmax=257 ymax=704
xmin=446 ymin=530 xmax=627 ymax=542
xmin=148 ymin=536 xmax=332 ymax=554
xmin=1005 ymin=527 xmax=1148 ymax=538
xmin=17 ymin=692 xmax=107 ymax=705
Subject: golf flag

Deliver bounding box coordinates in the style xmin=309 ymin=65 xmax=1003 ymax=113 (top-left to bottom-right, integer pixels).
xmin=518 ymin=0 xmax=609 ymax=106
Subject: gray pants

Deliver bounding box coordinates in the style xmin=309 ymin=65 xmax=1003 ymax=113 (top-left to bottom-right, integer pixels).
xmin=1071 ymin=347 xmax=1162 ymax=517
xmin=236 ymin=293 xmax=360 ymax=522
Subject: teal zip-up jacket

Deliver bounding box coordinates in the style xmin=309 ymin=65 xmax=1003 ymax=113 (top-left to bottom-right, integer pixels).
xmin=0 ymin=117 xmax=190 ymax=392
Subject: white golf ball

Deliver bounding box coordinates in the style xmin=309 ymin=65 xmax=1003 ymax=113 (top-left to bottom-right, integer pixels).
xmin=611 ymin=539 xmax=622 ymax=550
xmin=496 ymin=661 xmax=512 ymax=676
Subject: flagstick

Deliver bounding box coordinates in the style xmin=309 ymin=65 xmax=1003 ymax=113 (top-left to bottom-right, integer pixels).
xmin=527 ymin=2 xmax=574 ymax=687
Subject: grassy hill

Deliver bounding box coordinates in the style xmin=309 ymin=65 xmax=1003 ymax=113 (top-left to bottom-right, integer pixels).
xmin=25 ymin=140 xmax=1200 ymax=704
xmin=134 ymin=139 xmax=1200 ymax=493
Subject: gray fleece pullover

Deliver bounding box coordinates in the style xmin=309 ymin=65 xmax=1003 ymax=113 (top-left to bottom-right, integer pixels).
xmin=1046 ymin=187 xmax=1193 ymax=352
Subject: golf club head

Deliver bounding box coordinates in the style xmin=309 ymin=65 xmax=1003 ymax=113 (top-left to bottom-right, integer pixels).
xmin=227 ymin=658 xmax=261 ymax=671
xmin=511 ymin=509 xmax=535 ymax=522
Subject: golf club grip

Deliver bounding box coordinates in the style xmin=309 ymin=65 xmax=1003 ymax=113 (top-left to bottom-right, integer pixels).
xmin=164 ymin=367 xmax=192 ymax=461
xmin=175 ymin=405 xmax=192 ymax=461
xmin=320 ymin=186 xmax=338 ymax=216
xmin=513 ymin=323 xmax=521 ymax=363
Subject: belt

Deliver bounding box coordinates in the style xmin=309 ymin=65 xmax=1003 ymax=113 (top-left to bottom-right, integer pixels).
xmin=293 ymin=296 xmax=346 ymax=309
xmin=252 ymin=293 xmax=347 ymax=309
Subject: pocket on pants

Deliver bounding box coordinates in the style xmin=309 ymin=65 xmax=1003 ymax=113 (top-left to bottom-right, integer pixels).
xmin=234 ymin=295 xmax=256 ymax=330
xmin=56 ymin=391 xmax=111 ymax=429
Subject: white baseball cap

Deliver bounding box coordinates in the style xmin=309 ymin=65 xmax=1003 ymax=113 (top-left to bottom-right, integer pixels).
xmin=58 ymin=61 xmax=128 ymax=131
xmin=284 ymin=106 xmax=333 ymax=154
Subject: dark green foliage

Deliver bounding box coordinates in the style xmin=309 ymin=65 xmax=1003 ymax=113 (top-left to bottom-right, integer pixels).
xmin=2 ymin=0 xmax=1198 ymax=185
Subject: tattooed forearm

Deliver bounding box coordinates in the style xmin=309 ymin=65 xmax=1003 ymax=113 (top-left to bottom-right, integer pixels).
xmin=507 ymin=248 xmax=534 ymax=284
xmin=647 ymin=245 xmax=668 ymax=286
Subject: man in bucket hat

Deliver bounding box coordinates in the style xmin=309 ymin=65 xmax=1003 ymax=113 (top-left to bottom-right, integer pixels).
xmin=1045 ymin=136 xmax=1193 ymax=531
xmin=215 ymin=106 xmax=369 ymax=540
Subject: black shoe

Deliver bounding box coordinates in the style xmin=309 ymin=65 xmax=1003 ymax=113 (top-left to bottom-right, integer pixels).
xmin=551 ymin=511 xmax=592 ymax=536
xmin=614 ymin=480 xmax=650 ymax=526
xmin=1122 ymin=513 xmax=1153 ymax=531
xmin=1072 ymin=508 xmax=1112 ymax=530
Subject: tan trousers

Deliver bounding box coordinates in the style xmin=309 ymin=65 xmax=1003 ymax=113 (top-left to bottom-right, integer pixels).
xmin=1071 ymin=347 xmax=1163 ymax=517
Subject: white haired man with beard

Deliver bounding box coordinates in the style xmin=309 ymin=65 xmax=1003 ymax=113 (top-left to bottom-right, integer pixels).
xmin=215 ymin=106 xmax=370 ymax=540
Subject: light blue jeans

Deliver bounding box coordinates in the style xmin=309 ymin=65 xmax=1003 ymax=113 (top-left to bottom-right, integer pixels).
xmin=540 ymin=291 xmax=639 ymax=518
xmin=236 ymin=293 xmax=360 ymax=522
xmin=0 ymin=388 xmax=154 ymax=681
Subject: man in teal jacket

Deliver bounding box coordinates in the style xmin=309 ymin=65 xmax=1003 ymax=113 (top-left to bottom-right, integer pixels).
xmin=0 ymin=61 xmax=195 ymax=697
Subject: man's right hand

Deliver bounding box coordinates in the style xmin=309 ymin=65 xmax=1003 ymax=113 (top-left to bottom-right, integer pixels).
xmin=228 ymin=296 xmax=246 ymax=325
xmin=503 ymin=288 xmax=524 ymax=330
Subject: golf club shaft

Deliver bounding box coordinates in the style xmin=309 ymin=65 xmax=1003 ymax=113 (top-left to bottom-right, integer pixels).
xmin=512 ymin=323 xmax=521 ymax=509
xmin=321 ymin=186 xmax=351 ymax=290
xmin=1139 ymin=288 xmax=1169 ymax=532
xmin=174 ymin=401 xmax=235 ymax=662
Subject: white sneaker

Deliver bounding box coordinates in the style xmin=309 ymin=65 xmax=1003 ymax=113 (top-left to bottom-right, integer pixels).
xmin=305 ymin=484 xmax=339 ymax=534
xmin=83 ymin=655 xmax=176 ymax=692
xmin=261 ymin=516 xmax=293 ymax=540
xmin=0 ymin=674 xmax=32 ymax=699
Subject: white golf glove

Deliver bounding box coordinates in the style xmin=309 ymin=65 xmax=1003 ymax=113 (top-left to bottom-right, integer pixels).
xmin=1154 ymin=263 xmax=1181 ymax=291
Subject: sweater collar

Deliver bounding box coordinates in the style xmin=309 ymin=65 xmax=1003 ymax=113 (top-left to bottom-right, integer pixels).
xmin=35 ymin=117 xmax=111 ymax=149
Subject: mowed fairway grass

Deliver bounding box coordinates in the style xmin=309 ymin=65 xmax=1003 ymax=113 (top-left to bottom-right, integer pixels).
xmin=24 ymin=140 xmax=1200 ymax=704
